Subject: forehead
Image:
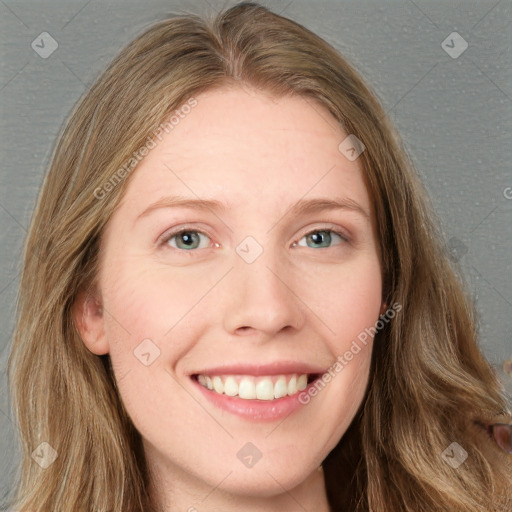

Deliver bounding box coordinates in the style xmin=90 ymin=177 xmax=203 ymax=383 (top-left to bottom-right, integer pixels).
xmin=117 ymin=85 xmax=370 ymax=214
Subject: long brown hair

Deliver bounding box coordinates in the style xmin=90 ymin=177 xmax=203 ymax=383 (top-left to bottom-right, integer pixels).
xmin=6 ymin=2 xmax=511 ymax=511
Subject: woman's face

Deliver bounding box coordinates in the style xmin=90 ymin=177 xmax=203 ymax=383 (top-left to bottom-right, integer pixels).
xmin=76 ymin=85 xmax=383 ymax=501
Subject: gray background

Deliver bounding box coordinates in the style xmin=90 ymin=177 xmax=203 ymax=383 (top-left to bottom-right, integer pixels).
xmin=0 ymin=0 xmax=511 ymax=501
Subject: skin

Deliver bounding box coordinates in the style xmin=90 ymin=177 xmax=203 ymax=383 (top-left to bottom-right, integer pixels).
xmin=74 ymin=84 xmax=384 ymax=512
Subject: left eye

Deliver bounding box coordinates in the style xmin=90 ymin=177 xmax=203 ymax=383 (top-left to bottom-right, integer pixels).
xmin=295 ymin=229 xmax=346 ymax=249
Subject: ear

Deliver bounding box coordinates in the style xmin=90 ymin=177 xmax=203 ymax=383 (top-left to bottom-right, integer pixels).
xmin=380 ymin=302 xmax=387 ymax=315
xmin=72 ymin=286 xmax=109 ymax=355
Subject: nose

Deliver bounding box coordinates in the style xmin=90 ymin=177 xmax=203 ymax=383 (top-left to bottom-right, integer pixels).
xmin=221 ymin=245 xmax=305 ymax=339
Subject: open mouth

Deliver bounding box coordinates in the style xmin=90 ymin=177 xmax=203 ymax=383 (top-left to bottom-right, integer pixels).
xmin=192 ymin=373 xmax=321 ymax=401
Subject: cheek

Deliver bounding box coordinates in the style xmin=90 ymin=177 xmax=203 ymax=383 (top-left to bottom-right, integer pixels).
xmin=291 ymin=254 xmax=381 ymax=437
xmin=100 ymin=258 xmax=208 ymax=347
xmin=291 ymin=253 xmax=383 ymax=342
xmin=98 ymin=255 xmax=225 ymax=403
xmin=98 ymin=261 xmax=199 ymax=428
xmin=302 ymin=336 xmax=374 ymax=457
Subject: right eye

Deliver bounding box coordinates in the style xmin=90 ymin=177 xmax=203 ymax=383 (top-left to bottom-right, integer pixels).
xmin=159 ymin=229 xmax=213 ymax=251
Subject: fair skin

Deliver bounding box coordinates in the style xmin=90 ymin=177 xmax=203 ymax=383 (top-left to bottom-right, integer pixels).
xmin=74 ymin=84 xmax=384 ymax=512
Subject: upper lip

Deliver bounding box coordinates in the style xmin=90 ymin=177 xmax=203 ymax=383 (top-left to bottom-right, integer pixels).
xmin=190 ymin=361 xmax=327 ymax=377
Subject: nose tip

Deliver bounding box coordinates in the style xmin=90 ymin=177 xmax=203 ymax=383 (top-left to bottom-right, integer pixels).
xmin=221 ymin=255 xmax=305 ymax=339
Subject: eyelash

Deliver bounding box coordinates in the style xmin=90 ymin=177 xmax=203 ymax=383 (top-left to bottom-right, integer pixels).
xmin=158 ymin=225 xmax=350 ymax=252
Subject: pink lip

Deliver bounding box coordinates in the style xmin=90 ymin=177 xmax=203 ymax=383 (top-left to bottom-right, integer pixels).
xmin=192 ymin=380 xmax=313 ymax=421
xmin=190 ymin=361 xmax=326 ymax=377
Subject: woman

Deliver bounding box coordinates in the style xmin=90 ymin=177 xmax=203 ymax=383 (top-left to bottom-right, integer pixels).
xmin=6 ymin=2 xmax=511 ymax=511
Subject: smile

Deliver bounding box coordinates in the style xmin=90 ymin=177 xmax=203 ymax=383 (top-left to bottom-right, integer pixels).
xmin=195 ymin=373 xmax=314 ymax=400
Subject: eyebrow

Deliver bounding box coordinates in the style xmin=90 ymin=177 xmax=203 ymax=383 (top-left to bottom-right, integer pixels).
xmin=136 ymin=195 xmax=370 ymax=222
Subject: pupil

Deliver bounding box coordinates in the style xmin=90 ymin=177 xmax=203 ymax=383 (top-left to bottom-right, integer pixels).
xmin=182 ymin=232 xmax=196 ymax=246
xmin=311 ymin=231 xmax=329 ymax=246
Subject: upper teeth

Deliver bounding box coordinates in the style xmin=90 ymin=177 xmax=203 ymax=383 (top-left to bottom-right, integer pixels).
xmin=197 ymin=374 xmax=308 ymax=400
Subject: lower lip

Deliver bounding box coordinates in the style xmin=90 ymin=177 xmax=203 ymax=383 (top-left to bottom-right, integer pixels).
xmin=191 ymin=377 xmax=315 ymax=422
